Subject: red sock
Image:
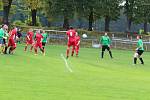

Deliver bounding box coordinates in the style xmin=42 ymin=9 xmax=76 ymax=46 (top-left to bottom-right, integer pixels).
xmin=34 ymin=48 xmax=37 ymax=54
xmin=66 ymin=48 xmax=69 ymax=57
xmin=24 ymin=46 xmax=27 ymax=51
xmin=30 ymin=46 xmax=33 ymax=51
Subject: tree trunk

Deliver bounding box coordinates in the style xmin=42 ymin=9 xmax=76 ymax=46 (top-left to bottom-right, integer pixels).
xmin=31 ymin=9 xmax=37 ymax=26
xmin=63 ymin=16 xmax=69 ymax=30
xmin=105 ymin=16 xmax=110 ymax=32
xmin=2 ymin=0 xmax=12 ymax=25
xmin=88 ymin=8 xmax=93 ymax=31
xmin=126 ymin=17 xmax=132 ymax=32
xmin=144 ymin=21 xmax=147 ymax=34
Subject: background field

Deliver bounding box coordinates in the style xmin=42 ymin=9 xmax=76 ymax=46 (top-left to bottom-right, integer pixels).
xmin=0 ymin=45 xmax=150 ymax=100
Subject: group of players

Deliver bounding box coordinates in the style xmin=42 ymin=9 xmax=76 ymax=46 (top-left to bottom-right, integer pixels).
xmin=0 ymin=24 xmax=144 ymax=65
xmin=66 ymin=27 xmax=80 ymax=59
xmin=0 ymin=24 xmax=48 ymax=56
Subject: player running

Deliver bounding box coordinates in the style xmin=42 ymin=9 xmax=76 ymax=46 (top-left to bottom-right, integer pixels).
xmin=24 ymin=28 xmax=34 ymax=52
xmin=75 ymin=32 xmax=80 ymax=57
xmin=133 ymin=35 xmax=144 ymax=65
xmin=100 ymin=32 xmax=113 ymax=59
xmin=34 ymin=30 xmax=45 ymax=56
xmin=0 ymin=24 xmax=8 ymax=54
xmin=41 ymin=30 xmax=48 ymax=54
xmin=66 ymin=27 xmax=76 ymax=59
xmin=6 ymin=27 xmax=18 ymax=54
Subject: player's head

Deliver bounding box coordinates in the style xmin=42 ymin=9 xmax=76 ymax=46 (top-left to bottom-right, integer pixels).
xmin=137 ymin=35 xmax=142 ymax=40
xmin=69 ymin=26 xmax=73 ymax=30
xmin=104 ymin=32 xmax=108 ymax=36
xmin=29 ymin=28 xmax=33 ymax=32
xmin=36 ymin=29 xmax=41 ymax=34
xmin=2 ymin=24 xmax=8 ymax=31
xmin=41 ymin=30 xmax=45 ymax=34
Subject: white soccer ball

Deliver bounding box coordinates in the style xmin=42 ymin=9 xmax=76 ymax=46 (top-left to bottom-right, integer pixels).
xmin=82 ymin=34 xmax=87 ymax=38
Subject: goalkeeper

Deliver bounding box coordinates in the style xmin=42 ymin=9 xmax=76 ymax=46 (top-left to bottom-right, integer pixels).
xmin=100 ymin=32 xmax=113 ymax=59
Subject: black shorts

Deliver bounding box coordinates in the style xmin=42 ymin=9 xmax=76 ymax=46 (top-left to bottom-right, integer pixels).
xmin=42 ymin=42 xmax=46 ymax=47
xmin=137 ymin=50 xmax=144 ymax=56
xmin=3 ymin=38 xmax=6 ymax=44
xmin=102 ymin=45 xmax=110 ymax=51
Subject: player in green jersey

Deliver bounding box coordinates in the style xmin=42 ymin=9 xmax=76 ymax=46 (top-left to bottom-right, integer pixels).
xmin=42 ymin=30 xmax=48 ymax=55
xmin=133 ymin=35 xmax=144 ymax=65
xmin=100 ymin=32 xmax=113 ymax=59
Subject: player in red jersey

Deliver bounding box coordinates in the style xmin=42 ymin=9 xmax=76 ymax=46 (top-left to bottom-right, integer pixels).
xmin=66 ymin=27 xmax=76 ymax=59
xmin=75 ymin=32 xmax=80 ymax=57
xmin=24 ymin=28 xmax=34 ymax=52
xmin=34 ymin=30 xmax=45 ymax=56
xmin=7 ymin=27 xmax=18 ymax=54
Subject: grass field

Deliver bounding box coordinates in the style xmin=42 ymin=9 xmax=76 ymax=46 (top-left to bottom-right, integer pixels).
xmin=0 ymin=45 xmax=150 ymax=100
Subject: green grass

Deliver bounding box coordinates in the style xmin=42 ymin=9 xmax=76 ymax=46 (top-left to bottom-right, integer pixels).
xmin=0 ymin=45 xmax=150 ymax=100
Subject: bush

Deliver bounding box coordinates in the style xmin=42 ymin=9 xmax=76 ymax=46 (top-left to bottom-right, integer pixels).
xmin=25 ymin=16 xmax=42 ymax=26
xmin=13 ymin=20 xmax=26 ymax=26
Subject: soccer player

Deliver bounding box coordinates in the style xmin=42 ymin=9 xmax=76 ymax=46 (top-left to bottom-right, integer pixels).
xmin=0 ymin=24 xmax=8 ymax=54
xmin=133 ymin=35 xmax=144 ymax=65
xmin=3 ymin=25 xmax=9 ymax=54
xmin=66 ymin=26 xmax=76 ymax=59
xmin=24 ymin=28 xmax=34 ymax=52
xmin=34 ymin=30 xmax=45 ymax=56
xmin=41 ymin=30 xmax=48 ymax=54
xmin=100 ymin=32 xmax=113 ymax=59
xmin=7 ymin=27 xmax=18 ymax=54
xmin=75 ymin=32 xmax=80 ymax=57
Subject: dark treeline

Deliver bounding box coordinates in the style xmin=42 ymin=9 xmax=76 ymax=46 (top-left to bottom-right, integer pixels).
xmin=0 ymin=0 xmax=150 ymax=33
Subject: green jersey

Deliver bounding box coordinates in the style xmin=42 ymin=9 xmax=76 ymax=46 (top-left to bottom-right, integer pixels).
xmin=100 ymin=36 xmax=111 ymax=46
xmin=42 ymin=33 xmax=48 ymax=43
xmin=0 ymin=28 xmax=5 ymax=39
xmin=137 ymin=39 xmax=144 ymax=51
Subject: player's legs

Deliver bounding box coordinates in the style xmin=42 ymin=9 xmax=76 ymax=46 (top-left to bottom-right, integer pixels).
xmin=39 ymin=43 xmax=45 ymax=55
xmin=24 ymin=43 xmax=28 ymax=51
xmin=133 ymin=52 xmax=138 ymax=64
xmin=0 ymin=38 xmax=4 ymax=54
xmin=34 ymin=43 xmax=38 ymax=55
xmin=42 ymin=42 xmax=46 ymax=53
xmin=76 ymin=45 xmax=80 ymax=56
xmin=66 ymin=43 xmax=71 ymax=58
xmin=30 ymin=41 xmax=34 ymax=52
xmin=106 ymin=46 xmax=113 ymax=58
xmin=9 ymin=42 xmax=16 ymax=54
xmin=101 ymin=45 xmax=106 ymax=58
xmin=138 ymin=50 xmax=144 ymax=64
xmin=71 ymin=42 xmax=75 ymax=57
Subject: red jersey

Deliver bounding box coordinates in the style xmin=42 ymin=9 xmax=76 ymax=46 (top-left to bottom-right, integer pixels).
xmin=35 ymin=33 xmax=43 ymax=43
xmin=66 ymin=29 xmax=76 ymax=42
xmin=75 ymin=36 xmax=80 ymax=45
xmin=27 ymin=31 xmax=34 ymax=41
xmin=9 ymin=29 xmax=17 ymax=40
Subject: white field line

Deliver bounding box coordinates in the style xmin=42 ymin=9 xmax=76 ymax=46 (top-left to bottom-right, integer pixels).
xmin=60 ymin=54 xmax=73 ymax=73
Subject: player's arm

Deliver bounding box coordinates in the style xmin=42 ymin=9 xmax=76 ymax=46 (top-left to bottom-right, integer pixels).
xmin=77 ymin=40 xmax=80 ymax=46
xmin=108 ymin=37 xmax=111 ymax=47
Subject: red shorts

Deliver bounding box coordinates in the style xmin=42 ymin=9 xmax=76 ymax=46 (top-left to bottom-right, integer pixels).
xmin=35 ymin=42 xmax=42 ymax=49
xmin=67 ymin=41 xmax=75 ymax=47
xmin=26 ymin=40 xmax=33 ymax=45
xmin=8 ymin=38 xmax=16 ymax=48
xmin=76 ymin=45 xmax=80 ymax=50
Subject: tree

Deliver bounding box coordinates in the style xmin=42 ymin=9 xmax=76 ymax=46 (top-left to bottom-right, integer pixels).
xmin=123 ymin=0 xmax=136 ymax=32
xmin=2 ymin=0 xmax=13 ymax=25
xmin=50 ymin=0 xmax=75 ymax=29
xmin=75 ymin=0 xmax=99 ymax=31
xmin=24 ymin=0 xmax=40 ymax=26
xmin=134 ymin=0 xmax=150 ymax=33
xmin=99 ymin=0 xmax=122 ymax=32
